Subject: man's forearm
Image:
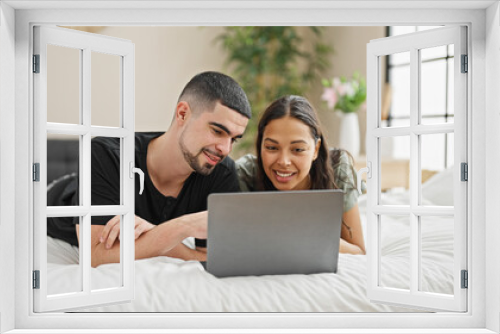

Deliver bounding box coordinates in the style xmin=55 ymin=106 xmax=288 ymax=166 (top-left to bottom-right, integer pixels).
xmin=164 ymin=243 xmax=207 ymax=261
xmin=86 ymin=218 xmax=192 ymax=267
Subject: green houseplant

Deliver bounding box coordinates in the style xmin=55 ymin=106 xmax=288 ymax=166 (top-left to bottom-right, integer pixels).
xmin=215 ymin=26 xmax=333 ymax=156
xmin=321 ymin=72 xmax=366 ymax=114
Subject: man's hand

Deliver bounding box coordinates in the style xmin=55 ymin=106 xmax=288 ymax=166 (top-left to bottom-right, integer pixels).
xmin=78 ymin=211 xmax=209 ymax=267
xmin=177 ymin=211 xmax=208 ymax=240
xmin=100 ymin=215 xmax=155 ymax=249
xmin=195 ymin=246 xmax=207 ymax=253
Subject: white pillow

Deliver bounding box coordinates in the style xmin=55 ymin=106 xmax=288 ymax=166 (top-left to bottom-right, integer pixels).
xmin=421 ymin=167 xmax=454 ymax=206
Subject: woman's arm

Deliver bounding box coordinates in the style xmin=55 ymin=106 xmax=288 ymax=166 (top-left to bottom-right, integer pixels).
xmin=339 ymin=204 xmax=366 ymax=255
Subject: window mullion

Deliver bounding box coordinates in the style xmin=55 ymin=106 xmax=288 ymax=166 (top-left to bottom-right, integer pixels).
xmin=81 ymin=47 xmax=92 ymax=295
xmin=410 ymin=47 xmax=420 ymax=295
xmin=121 ymin=52 xmax=135 ymax=291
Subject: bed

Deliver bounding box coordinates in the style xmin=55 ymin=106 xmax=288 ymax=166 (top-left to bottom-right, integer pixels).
xmin=46 ymin=167 xmax=454 ymax=313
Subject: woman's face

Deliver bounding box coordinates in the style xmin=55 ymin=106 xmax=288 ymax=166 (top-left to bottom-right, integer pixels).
xmin=261 ymin=116 xmax=320 ymax=191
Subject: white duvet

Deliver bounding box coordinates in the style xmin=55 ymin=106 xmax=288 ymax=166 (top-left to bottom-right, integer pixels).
xmin=46 ymin=169 xmax=455 ymax=312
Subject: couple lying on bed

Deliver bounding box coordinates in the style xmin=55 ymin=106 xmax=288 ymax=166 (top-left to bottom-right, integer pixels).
xmin=46 ymin=71 xmax=364 ymax=268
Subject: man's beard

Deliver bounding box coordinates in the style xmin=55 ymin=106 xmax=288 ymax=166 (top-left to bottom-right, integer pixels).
xmin=179 ymin=130 xmax=224 ymax=176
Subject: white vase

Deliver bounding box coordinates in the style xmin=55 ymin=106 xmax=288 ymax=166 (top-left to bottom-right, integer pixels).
xmin=338 ymin=112 xmax=360 ymax=157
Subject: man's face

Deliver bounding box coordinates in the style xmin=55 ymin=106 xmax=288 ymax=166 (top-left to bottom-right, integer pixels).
xmin=179 ymin=102 xmax=249 ymax=175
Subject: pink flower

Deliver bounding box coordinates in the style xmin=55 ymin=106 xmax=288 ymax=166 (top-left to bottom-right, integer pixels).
xmin=333 ymin=77 xmax=342 ymax=88
xmin=335 ymin=81 xmax=354 ymax=97
xmin=343 ymin=82 xmax=355 ymax=97
xmin=321 ymin=87 xmax=338 ymax=109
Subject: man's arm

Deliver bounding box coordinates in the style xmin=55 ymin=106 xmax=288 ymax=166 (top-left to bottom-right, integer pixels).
xmin=163 ymin=243 xmax=207 ymax=261
xmin=76 ymin=211 xmax=207 ymax=267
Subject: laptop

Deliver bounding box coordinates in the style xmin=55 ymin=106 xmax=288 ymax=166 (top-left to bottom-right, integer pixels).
xmin=205 ymin=189 xmax=344 ymax=278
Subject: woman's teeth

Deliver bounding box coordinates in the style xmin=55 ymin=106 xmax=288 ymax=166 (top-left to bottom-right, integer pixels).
xmin=276 ymin=171 xmax=294 ymax=177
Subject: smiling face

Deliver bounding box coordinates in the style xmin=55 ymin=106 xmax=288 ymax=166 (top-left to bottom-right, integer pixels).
xmin=260 ymin=116 xmax=321 ymax=191
xmin=179 ymin=101 xmax=248 ymax=175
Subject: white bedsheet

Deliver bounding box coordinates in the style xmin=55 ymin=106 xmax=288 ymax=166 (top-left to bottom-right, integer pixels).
xmin=46 ymin=179 xmax=455 ymax=312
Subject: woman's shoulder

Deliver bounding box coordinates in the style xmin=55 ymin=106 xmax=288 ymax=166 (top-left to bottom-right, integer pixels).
xmin=330 ymin=148 xmax=357 ymax=190
xmin=330 ymin=148 xmax=359 ymax=212
xmin=235 ymin=154 xmax=258 ymax=175
xmin=338 ymin=149 xmax=354 ymax=163
xmin=236 ymin=153 xmax=257 ymax=166
xmin=330 ymin=149 xmax=355 ymax=175
xmin=235 ymin=154 xmax=258 ymax=192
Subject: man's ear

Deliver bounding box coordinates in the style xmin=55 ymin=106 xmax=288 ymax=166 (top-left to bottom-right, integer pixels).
xmin=175 ymin=101 xmax=191 ymax=125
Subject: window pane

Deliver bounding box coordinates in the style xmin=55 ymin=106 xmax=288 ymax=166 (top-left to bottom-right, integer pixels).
xmin=91 ymin=136 xmax=122 ymax=206
xmin=47 ymin=45 xmax=81 ymax=124
xmin=91 ymin=52 xmax=121 ymax=127
xmin=47 ymin=216 xmax=82 ymax=296
xmin=447 ymin=57 xmax=455 ymax=117
xmin=380 ymin=136 xmax=410 ymax=205
xmin=420 ymin=45 xmax=447 ymax=61
xmin=446 ymin=132 xmax=454 ymax=169
xmin=419 ymin=116 xmax=453 ymax=125
xmin=388 ymin=51 xmax=410 ymax=66
xmin=420 ymin=44 xmax=453 ymax=125
xmin=419 ymin=215 xmax=454 ymax=295
xmin=384 ymin=118 xmax=409 ymax=128
xmin=379 ymin=214 xmax=410 ymax=291
xmin=420 ymin=133 xmax=454 ymax=206
xmin=47 ymin=134 xmax=81 ymax=206
xmin=91 ymin=215 xmax=122 ymax=290
xmin=420 ymin=59 xmax=447 ymax=120
xmin=386 ymin=61 xmax=410 ymax=127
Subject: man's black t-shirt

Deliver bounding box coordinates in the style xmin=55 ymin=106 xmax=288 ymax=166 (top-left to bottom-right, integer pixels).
xmin=47 ymin=132 xmax=240 ymax=246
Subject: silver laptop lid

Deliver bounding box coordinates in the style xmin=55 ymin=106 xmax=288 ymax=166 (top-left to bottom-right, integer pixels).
xmin=206 ymin=190 xmax=344 ymax=277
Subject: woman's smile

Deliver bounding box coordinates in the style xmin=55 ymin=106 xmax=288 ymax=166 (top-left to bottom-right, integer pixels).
xmin=274 ymin=170 xmax=297 ymax=182
xmin=261 ymin=116 xmax=320 ymax=191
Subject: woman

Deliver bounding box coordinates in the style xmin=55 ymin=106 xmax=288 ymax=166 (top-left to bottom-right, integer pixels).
xmin=236 ymin=95 xmax=365 ymax=255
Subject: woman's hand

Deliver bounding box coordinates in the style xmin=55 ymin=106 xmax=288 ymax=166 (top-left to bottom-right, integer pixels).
xmin=99 ymin=215 xmax=155 ymax=249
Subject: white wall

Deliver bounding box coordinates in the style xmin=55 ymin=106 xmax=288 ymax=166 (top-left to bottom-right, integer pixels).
xmin=0 ymin=2 xmax=16 ymax=333
xmin=48 ymin=26 xmax=384 ymax=156
xmin=485 ymin=2 xmax=500 ymax=332
xmin=55 ymin=26 xmax=227 ymax=132
xmin=311 ymin=26 xmax=386 ymax=156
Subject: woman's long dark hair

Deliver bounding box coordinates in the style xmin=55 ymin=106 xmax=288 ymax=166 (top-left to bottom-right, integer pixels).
xmin=255 ymin=95 xmax=337 ymax=191
xmin=255 ymin=95 xmax=359 ymax=238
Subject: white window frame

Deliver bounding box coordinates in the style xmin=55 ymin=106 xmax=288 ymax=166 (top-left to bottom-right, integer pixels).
xmin=366 ymin=26 xmax=468 ymax=312
xmin=1 ymin=1 xmax=498 ymax=333
xmin=33 ymin=25 xmax=136 ymax=312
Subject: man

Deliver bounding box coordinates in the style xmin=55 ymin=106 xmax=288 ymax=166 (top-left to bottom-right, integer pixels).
xmin=47 ymin=71 xmax=251 ymax=267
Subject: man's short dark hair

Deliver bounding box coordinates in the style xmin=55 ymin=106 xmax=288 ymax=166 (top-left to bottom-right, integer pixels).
xmin=178 ymin=71 xmax=252 ymax=119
